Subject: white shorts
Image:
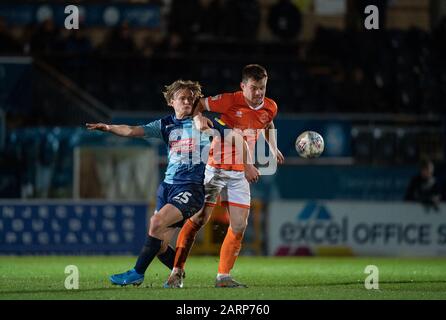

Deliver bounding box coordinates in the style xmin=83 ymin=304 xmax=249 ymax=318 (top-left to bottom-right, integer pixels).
xmin=204 ymin=165 xmax=251 ymax=209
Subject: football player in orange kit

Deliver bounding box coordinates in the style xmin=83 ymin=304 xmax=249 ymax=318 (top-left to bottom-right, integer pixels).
xmin=165 ymin=64 xmax=284 ymax=288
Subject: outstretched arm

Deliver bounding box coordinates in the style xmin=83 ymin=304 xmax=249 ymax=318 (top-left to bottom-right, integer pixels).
xmin=86 ymin=123 xmax=145 ymax=137
xmin=263 ymin=121 xmax=284 ymax=164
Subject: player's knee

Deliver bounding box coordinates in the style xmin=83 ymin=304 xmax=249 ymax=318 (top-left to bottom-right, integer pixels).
xmin=158 ymin=241 xmax=168 ymax=254
xmin=231 ymin=220 xmax=248 ymax=234
xmin=193 ymin=214 xmax=208 ymax=226
xmin=149 ymin=215 xmax=163 ymax=235
xmin=191 ymin=210 xmax=210 ymax=226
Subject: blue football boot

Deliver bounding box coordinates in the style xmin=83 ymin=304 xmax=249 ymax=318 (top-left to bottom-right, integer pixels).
xmin=110 ymin=268 xmax=144 ymax=286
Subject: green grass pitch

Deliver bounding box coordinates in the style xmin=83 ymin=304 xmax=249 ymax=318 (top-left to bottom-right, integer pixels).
xmin=1 ymin=256 xmax=446 ymax=300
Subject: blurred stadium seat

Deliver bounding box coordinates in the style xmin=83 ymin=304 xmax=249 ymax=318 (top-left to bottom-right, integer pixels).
xmin=351 ymin=127 xmax=374 ymax=164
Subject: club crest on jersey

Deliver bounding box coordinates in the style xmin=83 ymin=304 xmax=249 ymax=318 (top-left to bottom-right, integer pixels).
xmin=259 ymin=112 xmax=269 ymax=124
xmin=235 ymin=111 xmax=243 ymax=118
xmin=170 ymin=138 xmax=195 ymax=153
xmin=210 ymin=94 xmax=222 ymax=101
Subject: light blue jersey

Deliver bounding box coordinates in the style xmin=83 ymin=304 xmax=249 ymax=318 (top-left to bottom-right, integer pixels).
xmin=142 ymin=115 xmax=213 ymax=185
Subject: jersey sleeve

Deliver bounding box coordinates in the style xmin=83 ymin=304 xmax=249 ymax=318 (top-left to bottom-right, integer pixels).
xmin=141 ymin=120 xmax=162 ymax=139
xmin=204 ymin=93 xmax=235 ymax=114
xmin=210 ymin=117 xmax=231 ymax=137
xmin=198 ymin=117 xmax=231 ymax=141
xmin=270 ymin=100 xmax=278 ymax=119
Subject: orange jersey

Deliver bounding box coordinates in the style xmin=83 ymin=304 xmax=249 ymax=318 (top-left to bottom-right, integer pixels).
xmin=204 ymin=91 xmax=278 ymax=171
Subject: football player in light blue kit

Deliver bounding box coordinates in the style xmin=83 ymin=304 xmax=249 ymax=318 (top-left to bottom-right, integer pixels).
xmin=86 ymin=80 xmax=259 ymax=286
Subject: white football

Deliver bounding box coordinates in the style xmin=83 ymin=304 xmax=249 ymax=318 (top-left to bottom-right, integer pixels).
xmin=295 ymin=131 xmax=324 ymax=158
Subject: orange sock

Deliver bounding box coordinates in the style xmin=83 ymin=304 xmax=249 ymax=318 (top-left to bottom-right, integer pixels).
xmin=174 ymin=219 xmax=201 ymax=269
xmin=218 ymin=227 xmax=244 ymax=274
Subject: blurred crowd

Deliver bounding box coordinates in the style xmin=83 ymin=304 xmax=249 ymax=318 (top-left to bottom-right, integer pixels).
xmin=0 ymin=0 xmax=304 ymax=56
xmin=0 ymin=0 xmax=445 ymax=115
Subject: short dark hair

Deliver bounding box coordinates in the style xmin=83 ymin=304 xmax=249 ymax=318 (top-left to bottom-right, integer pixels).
xmin=242 ymin=64 xmax=268 ymax=83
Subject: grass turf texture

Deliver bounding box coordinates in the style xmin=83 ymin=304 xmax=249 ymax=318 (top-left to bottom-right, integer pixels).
xmin=1 ymin=256 xmax=446 ymax=300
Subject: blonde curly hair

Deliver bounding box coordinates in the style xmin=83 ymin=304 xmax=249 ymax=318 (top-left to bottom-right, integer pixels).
xmin=163 ymin=79 xmax=203 ymax=106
